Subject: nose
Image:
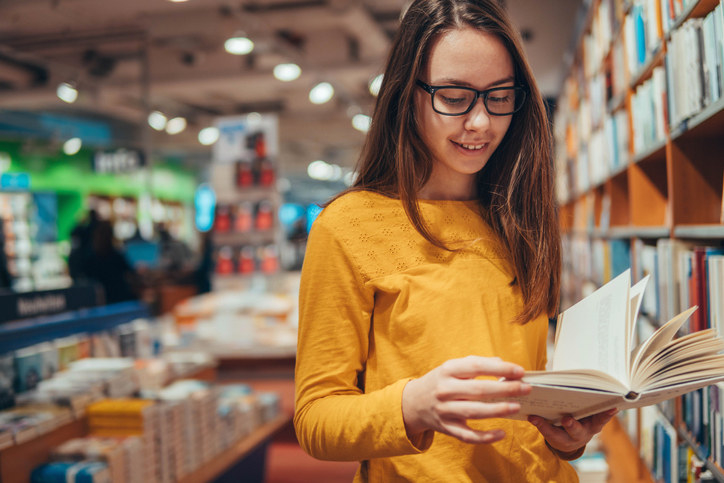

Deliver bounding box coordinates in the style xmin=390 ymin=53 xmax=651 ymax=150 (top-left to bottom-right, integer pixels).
xmin=463 ymin=97 xmax=492 ymax=132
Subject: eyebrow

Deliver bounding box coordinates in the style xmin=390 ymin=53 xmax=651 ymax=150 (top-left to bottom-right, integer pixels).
xmin=432 ymin=76 xmax=516 ymax=89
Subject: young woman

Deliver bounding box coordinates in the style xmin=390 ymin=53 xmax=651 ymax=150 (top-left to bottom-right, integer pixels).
xmin=294 ymin=0 xmax=616 ymax=480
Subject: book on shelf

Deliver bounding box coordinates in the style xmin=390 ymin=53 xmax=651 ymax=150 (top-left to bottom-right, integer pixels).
xmin=496 ymin=269 xmax=724 ymax=423
xmin=676 ymin=247 xmax=724 ymax=336
xmin=709 ymin=255 xmax=724 ymax=337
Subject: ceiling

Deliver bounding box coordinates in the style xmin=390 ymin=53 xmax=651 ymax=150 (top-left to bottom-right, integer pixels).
xmin=0 ymin=0 xmax=583 ymax=176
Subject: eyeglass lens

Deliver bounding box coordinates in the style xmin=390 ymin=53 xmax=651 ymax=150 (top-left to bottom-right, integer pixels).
xmin=433 ymin=87 xmax=522 ymax=115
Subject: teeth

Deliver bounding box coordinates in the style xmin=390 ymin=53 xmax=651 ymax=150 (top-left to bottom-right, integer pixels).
xmin=461 ymin=143 xmax=485 ymax=150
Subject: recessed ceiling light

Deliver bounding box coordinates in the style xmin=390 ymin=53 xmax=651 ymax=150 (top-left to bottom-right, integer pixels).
xmin=56 ymin=82 xmax=78 ymax=103
xmin=352 ymin=114 xmax=372 ymax=133
xmin=273 ymin=63 xmax=302 ymax=82
xmin=198 ymin=127 xmax=220 ymax=146
xmin=63 ymin=138 xmax=82 ymax=156
xmin=369 ymin=74 xmax=383 ymax=96
xmin=307 ymin=160 xmax=334 ymax=180
xmin=165 ymin=117 xmax=187 ymax=135
xmin=148 ymin=111 xmax=167 ymax=131
xmin=309 ymin=82 xmax=334 ymax=105
xmin=225 ymin=36 xmax=254 ymax=55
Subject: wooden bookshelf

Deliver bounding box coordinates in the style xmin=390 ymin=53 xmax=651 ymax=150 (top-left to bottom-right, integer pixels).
xmin=600 ymin=417 xmax=655 ymax=483
xmin=556 ymin=0 xmax=724 ymax=480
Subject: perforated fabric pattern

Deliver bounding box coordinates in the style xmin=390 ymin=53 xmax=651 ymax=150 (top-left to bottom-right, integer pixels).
xmin=322 ymin=191 xmax=510 ymax=284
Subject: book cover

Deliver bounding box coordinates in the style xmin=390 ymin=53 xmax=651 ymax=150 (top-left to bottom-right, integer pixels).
xmin=13 ymin=347 xmax=43 ymax=393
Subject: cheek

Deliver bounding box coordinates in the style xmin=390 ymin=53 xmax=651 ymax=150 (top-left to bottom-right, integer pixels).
xmin=415 ymin=101 xmax=442 ymax=146
xmin=493 ymin=117 xmax=513 ymax=143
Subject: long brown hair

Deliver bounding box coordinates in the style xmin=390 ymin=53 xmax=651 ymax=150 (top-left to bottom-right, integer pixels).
xmin=334 ymin=0 xmax=560 ymax=323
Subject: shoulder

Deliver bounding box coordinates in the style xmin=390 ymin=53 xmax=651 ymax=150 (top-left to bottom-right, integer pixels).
xmin=315 ymin=190 xmax=400 ymax=229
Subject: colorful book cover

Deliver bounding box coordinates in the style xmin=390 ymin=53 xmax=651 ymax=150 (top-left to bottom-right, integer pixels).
xmin=13 ymin=348 xmax=43 ymax=393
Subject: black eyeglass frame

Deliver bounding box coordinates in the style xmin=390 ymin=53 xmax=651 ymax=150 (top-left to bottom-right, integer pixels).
xmin=415 ymin=79 xmax=528 ymax=117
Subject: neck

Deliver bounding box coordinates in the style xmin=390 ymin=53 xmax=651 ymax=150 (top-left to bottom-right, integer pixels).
xmin=418 ymin=173 xmax=477 ymax=201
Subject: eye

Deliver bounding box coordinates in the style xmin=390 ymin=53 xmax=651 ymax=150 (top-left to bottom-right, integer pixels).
xmin=489 ymin=95 xmax=511 ymax=104
xmin=439 ymin=94 xmax=467 ymax=105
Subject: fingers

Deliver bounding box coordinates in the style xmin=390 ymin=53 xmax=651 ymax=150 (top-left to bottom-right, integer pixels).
xmin=444 ymin=419 xmax=507 ymax=445
xmin=559 ymin=416 xmax=588 ymax=441
xmin=529 ymin=408 xmax=619 ymax=453
xmin=441 ymin=378 xmax=532 ymax=400
xmin=436 ymin=400 xmax=522 ymax=420
xmin=440 ymin=355 xmax=525 ymax=380
xmin=588 ymin=408 xmax=618 ymax=432
xmin=528 ymin=416 xmax=570 ymax=444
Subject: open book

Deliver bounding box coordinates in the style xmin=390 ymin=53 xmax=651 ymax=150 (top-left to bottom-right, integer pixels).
xmin=500 ymin=269 xmax=724 ymax=424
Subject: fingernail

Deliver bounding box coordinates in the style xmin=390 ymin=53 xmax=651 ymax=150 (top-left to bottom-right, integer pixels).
xmin=528 ymin=417 xmax=540 ymax=426
xmin=507 ymin=403 xmax=520 ymax=412
xmin=563 ymin=418 xmax=573 ymax=427
xmin=520 ymin=383 xmax=531 ymax=392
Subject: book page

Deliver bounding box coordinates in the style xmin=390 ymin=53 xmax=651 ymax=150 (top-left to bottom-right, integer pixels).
xmin=523 ymin=369 xmax=629 ymax=394
xmin=624 ymin=375 xmax=724 ymax=411
xmin=628 ymin=275 xmax=650 ymax=354
xmin=631 ymin=329 xmax=721 ymax=387
xmin=552 ymin=270 xmax=631 ymax=386
xmin=630 ymin=306 xmax=698 ymax=374
xmin=491 ymin=384 xmax=623 ymax=424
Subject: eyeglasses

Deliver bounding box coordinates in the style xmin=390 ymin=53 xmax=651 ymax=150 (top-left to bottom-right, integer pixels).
xmin=416 ymin=80 xmax=527 ymax=116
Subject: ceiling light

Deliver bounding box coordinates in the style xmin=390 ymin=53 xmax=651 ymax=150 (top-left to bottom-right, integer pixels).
xmin=307 ymin=160 xmax=334 ymax=180
xmin=148 ymin=111 xmax=167 ymax=131
xmin=56 ymin=82 xmax=78 ymax=103
xmin=352 ymin=114 xmax=372 ymax=133
xmin=273 ymin=63 xmax=301 ymax=82
xmin=198 ymin=126 xmax=220 ymax=146
xmin=63 ymin=138 xmax=82 ymax=156
xmin=343 ymin=171 xmax=357 ymax=186
xmin=165 ymin=117 xmax=187 ymax=135
xmin=309 ymin=82 xmax=334 ymax=105
xmin=369 ymin=74 xmax=383 ymax=96
xmin=329 ymin=165 xmax=343 ymax=181
xmin=224 ymin=36 xmax=254 ymax=55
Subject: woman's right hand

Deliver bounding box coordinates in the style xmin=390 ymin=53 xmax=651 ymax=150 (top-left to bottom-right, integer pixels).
xmin=401 ymin=355 xmax=531 ymax=444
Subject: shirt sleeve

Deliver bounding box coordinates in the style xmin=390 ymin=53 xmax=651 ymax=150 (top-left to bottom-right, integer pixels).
xmin=293 ymin=211 xmax=433 ymax=461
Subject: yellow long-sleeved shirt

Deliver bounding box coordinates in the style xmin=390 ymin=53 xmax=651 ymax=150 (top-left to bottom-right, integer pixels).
xmin=294 ymin=190 xmax=578 ymax=482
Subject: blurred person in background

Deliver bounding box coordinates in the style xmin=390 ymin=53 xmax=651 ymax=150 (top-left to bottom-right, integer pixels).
xmin=157 ymin=224 xmax=193 ymax=273
xmin=83 ymin=220 xmax=138 ymax=305
xmin=68 ymin=209 xmax=99 ymax=282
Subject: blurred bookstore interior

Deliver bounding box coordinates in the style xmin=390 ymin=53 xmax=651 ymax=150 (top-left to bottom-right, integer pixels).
xmin=1 ymin=0 xmax=724 ymax=481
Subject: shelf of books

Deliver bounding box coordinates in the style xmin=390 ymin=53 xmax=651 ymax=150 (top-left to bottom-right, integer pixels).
xmin=0 ymin=302 xmax=288 ymax=482
xmin=555 ymin=0 xmax=724 ymax=481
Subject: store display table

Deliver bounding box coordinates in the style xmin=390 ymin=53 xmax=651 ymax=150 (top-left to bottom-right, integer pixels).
xmin=178 ymin=413 xmax=290 ymax=483
xmin=0 ymin=366 xmax=296 ymax=483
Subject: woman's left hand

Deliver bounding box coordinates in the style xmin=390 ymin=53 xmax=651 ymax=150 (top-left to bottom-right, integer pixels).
xmin=528 ymin=408 xmax=618 ymax=456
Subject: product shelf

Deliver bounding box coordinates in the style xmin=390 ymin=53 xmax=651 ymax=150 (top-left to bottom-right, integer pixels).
xmin=0 ymin=301 xmax=150 ymax=355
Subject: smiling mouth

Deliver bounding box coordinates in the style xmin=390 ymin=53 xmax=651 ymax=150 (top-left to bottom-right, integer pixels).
xmin=453 ymin=141 xmax=488 ymax=151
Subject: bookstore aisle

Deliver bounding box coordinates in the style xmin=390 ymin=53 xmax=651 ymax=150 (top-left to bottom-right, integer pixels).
xmin=555 ymin=0 xmax=724 ymax=481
